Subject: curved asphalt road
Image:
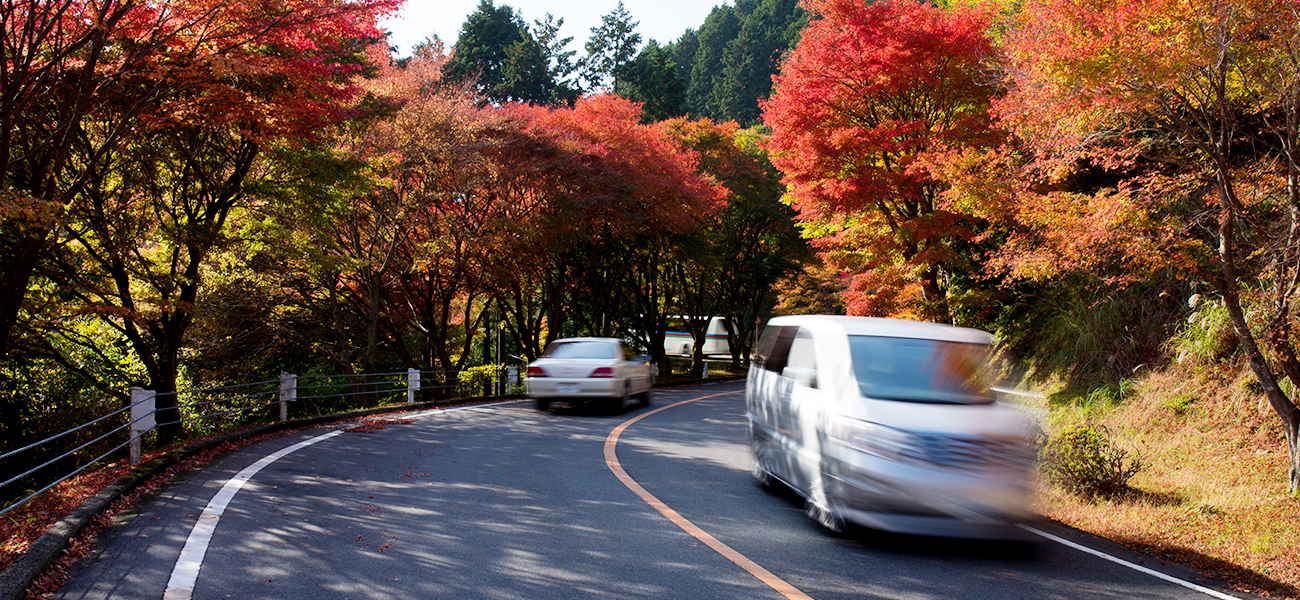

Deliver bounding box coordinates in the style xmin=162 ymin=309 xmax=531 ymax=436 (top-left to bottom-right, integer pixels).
xmin=52 ymin=381 xmax=1255 ymax=600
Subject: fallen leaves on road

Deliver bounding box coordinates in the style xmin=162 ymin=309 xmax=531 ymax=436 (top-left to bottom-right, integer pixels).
xmin=343 ymin=418 xmax=413 ymax=433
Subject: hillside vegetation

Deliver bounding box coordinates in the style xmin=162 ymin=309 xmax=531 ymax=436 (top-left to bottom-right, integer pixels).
xmin=1030 ymin=362 xmax=1300 ymax=597
xmin=1013 ymin=286 xmax=1300 ymax=596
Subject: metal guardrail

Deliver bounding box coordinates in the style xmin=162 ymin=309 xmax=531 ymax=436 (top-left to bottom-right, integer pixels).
xmin=0 ymin=366 xmax=524 ymax=518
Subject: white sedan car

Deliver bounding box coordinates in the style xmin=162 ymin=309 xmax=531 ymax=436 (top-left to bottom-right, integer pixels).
xmin=527 ymin=337 xmax=653 ymax=413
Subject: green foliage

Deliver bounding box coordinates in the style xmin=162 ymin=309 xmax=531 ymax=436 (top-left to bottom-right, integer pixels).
xmin=582 ymin=1 xmax=643 ymax=90
xmin=684 ymin=5 xmax=740 ymax=121
xmin=1047 ymin=379 xmax=1135 ymax=422
xmin=1087 ymin=379 xmax=1135 ymax=405
xmin=674 ymin=0 xmax=804 ymax=124
xmin=1166 ymin=295 xmax=1237 ymax=366
xmin=1041 ymin=424 xmax=1145 ymax=499
xmin=1162 ymin=393 xmax=1196 ymax=415
xmin=445 ymin=0 xmax=557 ymax=104
xmin=458 ymin=364 xmax=503 ymax=388
xmin=1005 ymin=280 xmax=1186 ymax=388
xmin=615 ymin=40 xmax=688 ymax=122
xmin=531 ymin=14 xmax=582 ymax=105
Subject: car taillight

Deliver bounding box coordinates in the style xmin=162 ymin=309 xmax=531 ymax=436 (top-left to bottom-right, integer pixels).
xmin=590 ymin=367 xmax=614 ymax=378
xmin=527 ymin=366 xmax=547 ymax=377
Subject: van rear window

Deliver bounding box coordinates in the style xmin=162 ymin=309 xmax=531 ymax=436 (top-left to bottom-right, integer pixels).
xmin=848 ymin=336 xmax=994 ymax=404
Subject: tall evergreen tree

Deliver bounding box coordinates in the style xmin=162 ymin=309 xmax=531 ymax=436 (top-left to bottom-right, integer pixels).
xmin=718 ymin=0 xmax=806 ymax=124
xmin=677 ymin=0 xmax=804 ymax=124
xmin=445 ymin=0 xmax=554 ymax=104
xmin=533 ymin=13 xmax=582 ymax=105
xmin=615 ymin=40 xmax=688 ymax=123
xmin=581 ymin=1 xmax=643 ymax=91
xmin=685 ymin=5 xmax=741 ymax=120
xmin=669 ymin=29 xmax=699 ymax=86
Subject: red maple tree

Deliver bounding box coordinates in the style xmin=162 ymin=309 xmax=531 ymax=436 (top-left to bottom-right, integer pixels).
xmin=763 ymin=0 xmax=1000 ymax=320
xmin=995 ymin=0 xmax=1300 ymax=491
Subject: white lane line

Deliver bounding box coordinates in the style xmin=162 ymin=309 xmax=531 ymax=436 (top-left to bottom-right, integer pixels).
xmin=160 ymin=401 xmax=522 ymax=599
xmin=162 ymin=401 xmax=520 ymax=599
xmin=163 ymin=430 xmax=344 ymax=600
xmin=1020 ymin=525 xmax=1241 ymax=599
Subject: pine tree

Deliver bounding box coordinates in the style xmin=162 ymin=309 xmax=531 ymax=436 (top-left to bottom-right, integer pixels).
xmin=445 ymin=0 xmax=554 ymax=104
xmin=615 ymin=40 xmax=688 ymax=123
xmin=581 ymin=1 xmax=643 ymax=91
xmin=686 ymin=5 xmax=740 ymax=120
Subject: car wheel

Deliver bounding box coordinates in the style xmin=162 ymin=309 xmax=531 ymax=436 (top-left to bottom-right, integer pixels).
xmin=639 ymin=386 xmax=652 ymax=407
xmin=535 ymin=398 xmax=550 ymax=411
xmin=613 ymin=382 xmax=632 ymax=414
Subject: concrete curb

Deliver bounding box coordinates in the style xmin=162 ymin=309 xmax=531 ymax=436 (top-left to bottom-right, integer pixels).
xmin=0 ymin=397 xmax=519 ymax=600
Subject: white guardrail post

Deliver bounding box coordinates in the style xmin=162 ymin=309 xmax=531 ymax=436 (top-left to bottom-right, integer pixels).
xmin=279 ymin=373 xmax=297 ymax=422
xmin=408 ymin=368 xmax=419 ymax=404
xmin=129 ymin=387 xmax=156 ymax=466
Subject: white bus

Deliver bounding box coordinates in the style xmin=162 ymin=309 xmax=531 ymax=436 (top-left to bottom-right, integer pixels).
xmin=663 ymin=316 xmax=731 ymax=357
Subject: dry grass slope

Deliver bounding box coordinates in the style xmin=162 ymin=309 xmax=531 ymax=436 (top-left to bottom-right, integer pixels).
xmin=1034 ymin=364 xmax=1300 ymax=598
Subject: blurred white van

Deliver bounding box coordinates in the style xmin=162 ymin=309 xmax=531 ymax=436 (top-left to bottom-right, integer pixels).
xmin=746 ymin=315 xmax=1037 ymax=538
xmin=663 ymin=316 xmax=731 ymax=356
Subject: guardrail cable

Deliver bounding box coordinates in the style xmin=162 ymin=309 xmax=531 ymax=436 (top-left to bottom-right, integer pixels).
xmin=0 ymin=367 xmax=519 ymax=516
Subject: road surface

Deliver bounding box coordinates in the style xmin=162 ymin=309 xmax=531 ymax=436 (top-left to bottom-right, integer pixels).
xmin=53 ymin=381 xmax=1251 ymax=600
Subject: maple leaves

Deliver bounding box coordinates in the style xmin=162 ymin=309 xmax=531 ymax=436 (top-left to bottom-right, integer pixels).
xmin=0 ymin=0 xmax=403 ymax=443
xmin=988 ymin=0 xmax=1300 ymax=491
xmin=283 ymin=48 xmax=725 ymax=375
xmin=764 ymin=0 xmax=999 ymax=320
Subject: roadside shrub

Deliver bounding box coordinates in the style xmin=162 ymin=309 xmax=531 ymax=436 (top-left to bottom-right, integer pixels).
xmin=1040 ymin=424 xmax=1144 ymax=499
xmin=458 ymin=364 xmax=505 ymax=396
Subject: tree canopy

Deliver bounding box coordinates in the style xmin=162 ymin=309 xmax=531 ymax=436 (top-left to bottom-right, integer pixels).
xmin=764 ymin=0 xmax=1000 ymax=321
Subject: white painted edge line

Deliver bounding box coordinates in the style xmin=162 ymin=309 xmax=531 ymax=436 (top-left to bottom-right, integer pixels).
xmin=991 ymin=386 xmax=1047 ymax=399
xmin=160 ymin=400 xmax=523 ymax=599
xmin=162 ymin=430 xmax=344 ymax=600
xmin=1019 ymin=525 xmax=1241 ymax=600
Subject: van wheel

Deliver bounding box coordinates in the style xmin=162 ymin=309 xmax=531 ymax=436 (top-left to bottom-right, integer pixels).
xmin=805 ymin=500 xmax=846 ymax=535
xmin=535 ymin=398 xmax=550 ymax=411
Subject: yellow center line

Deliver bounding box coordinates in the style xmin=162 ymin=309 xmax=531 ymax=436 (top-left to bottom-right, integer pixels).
xmin=604 ymin=389 xmax=816 ymax=600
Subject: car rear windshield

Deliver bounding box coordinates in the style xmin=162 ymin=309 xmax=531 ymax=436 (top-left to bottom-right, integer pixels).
xmin=848 ymin=335 xmax=995 ymax=405
xmin=542 ymin=341 xmax=617 ymax=359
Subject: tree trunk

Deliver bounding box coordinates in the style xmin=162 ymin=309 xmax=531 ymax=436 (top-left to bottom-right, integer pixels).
xmin=151 ymin=352 xmax=182 ymax=444
xmin=726 ymin=317 xmax=742 ymax=370
xmin=1214 ymin=183 xmax=1300 ymax=492
xmin=0 ymin=227 xmax=49 ymax=362
xmin=919 ymin=266 xmax=949 ymax=324
xmin=1222 ymin=282 xmax=1300 ymax=493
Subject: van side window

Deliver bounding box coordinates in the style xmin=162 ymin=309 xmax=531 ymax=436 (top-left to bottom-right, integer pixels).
xmin=786 ymin=328 xmax=817 ymax=371
xmin=755 ymin=326 xmax=797 ymax=374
